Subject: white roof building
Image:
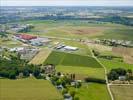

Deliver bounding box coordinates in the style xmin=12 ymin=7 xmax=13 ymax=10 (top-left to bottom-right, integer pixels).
xmin=64 ymin=46 xmax=78 ymax=51
xmin=10 ymin=47 xmax=24 ymax=52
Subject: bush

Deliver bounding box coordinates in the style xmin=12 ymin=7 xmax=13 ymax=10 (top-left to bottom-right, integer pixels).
xmin=33 ymin=67 xmax=41 ymax=78
xmin=74 ymin=96 xmax=80 ymax=100
xmin=9 ymin=71 xmax=16 ymax=79
xmin=84 ymin=77 xmax=106 ymax=84
xmin=75 ymin=82 xmax=82 ymax=88
xmin=70 ymin=90 xmax=76 ymax=98
xmin=57 ymin=72 xmax=61 ymax=76
xmin=92 ymin=50 xmax=100 ymax=56
xmin=62 ymin=88 xmax=68 ymax=95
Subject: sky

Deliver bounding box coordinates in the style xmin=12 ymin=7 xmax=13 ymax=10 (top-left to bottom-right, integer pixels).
xmin=1 ymin=0 xmax=133 ymax=6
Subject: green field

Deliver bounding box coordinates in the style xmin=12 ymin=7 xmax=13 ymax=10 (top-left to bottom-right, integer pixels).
xmin=0 ymin=78 xmax=63 ymax=100
xmin=68 ymin=83 xmax=111 ymax=100
xmin=44 ymin=51 xmax=102 ymax=68
xmin=56 ymin=65 xmax=105 ymax=79
xmin=96 ymin=28 xmax=133 ymax=41
xmin=110 ymin=85 xmax=133 ymax=100
xmin=99 ymin=58 xmax=133 ymax=72
xmin=17 ymin=20 xmax=133 ymax=41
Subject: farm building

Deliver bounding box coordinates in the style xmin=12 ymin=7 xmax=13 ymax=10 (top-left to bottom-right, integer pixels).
xmin=20 ymin=34 xmax=37 ymax=40
xmin=41 ymin=64 xmax=56 ymax=75
xmin=29 ymin=37 xmax=51 ymax=46
xmin=55 ymin=44 xmax=78 ymax=51
xmin=9 ymin=47 xmax=24 ymax=52
xmin=64 ymin=46 xmax=78 ymax=51
xmin=118 ymin=76 xmax=126 ymax=81
xmin=14 ymin=34 xmax=37 ymax=41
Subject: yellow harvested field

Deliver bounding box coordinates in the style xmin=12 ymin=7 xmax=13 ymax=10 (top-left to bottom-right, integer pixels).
xmin=87 ymin=43 xmax=112 ymax=52
xmin=110 ymin=85 xmax=133 ymax=100
xmin=0 ymin=78 xmax=63 ymax=100
xmin=112 ymin=47 xmax=133 ymax=56
xmin=112 ymin=47 xmax=133 ymax=64
xmin=29 ymin=48 xmax=52 ymax=64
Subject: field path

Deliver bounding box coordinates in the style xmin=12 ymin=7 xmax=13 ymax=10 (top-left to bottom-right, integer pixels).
xmin=88 ymin=45 xmax=114 ymax=100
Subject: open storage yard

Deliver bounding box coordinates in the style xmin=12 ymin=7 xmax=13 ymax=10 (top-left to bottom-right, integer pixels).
xmin=0 ymin=78 xmax=63 ymax=100
xmin=110 ymin=85 xmax=133 ymax=100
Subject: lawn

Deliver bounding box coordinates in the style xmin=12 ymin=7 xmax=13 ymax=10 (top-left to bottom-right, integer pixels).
xmin=44 ymin=51 xmax=102 ymax=68
xmin=110 ymin=85 xmax=133 ymax=100
xmin=29 ymin=48 xmax=52 ymax=65
xmin=68 ymin=83 xmax=111 ymax=100
xmin=0 ymin=78 xmax=63 ymax=100
xmin=99 ymin=58 xmax=133 ymax=72
xmin=56 ymin=65 xmax=105 ymax=80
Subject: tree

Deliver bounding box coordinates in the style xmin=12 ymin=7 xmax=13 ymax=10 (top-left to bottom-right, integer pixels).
xmin=33 ymin=67 xmax=40 ymax=78
xmin=108 ymin=71 xmax=119 ymax=81
xmin=92 ymin=50 xmax=100 ymax=56
xmin=57 ymin=72 xmax=61 ymax=76
xmin=9 ymin=71 xmax=16 ymax=79
xmin=23 ymin=68 xmax=30 ymax=77
xmin=108 ymin=68 xmax=127 ymax=81
xmin=70 ymin=90 xmax=76 ymax=98
xmin=74 ymin=96 xmax=80 ymax=100
xmin=62 ymin=88 xmax=68 ymax=95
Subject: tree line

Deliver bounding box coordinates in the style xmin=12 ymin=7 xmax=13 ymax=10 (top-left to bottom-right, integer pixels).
xmin=0 ymin=52 xmax=43 ymax=79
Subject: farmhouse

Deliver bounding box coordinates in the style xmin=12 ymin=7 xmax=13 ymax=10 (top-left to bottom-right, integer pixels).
xmin=41 ymin=64 xmax=56 ymax=74
xmin=119 ymin=76 xmax=126 ymax=81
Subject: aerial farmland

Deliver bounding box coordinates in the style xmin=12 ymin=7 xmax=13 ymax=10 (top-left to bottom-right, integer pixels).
xmin=0 ymin=5 xmax=133 ymax=100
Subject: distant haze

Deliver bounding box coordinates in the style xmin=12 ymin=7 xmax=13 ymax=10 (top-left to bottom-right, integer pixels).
xmin=1 ymin=0 xmax=133 ymax=6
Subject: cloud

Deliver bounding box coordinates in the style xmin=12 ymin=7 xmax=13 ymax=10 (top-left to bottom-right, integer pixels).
xmin=1 ymin=0 xmax=133 ymax=6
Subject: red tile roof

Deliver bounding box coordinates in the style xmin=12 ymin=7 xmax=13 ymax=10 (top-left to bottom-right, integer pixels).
xmin=20 ymin=34 xmax=37 ymax=40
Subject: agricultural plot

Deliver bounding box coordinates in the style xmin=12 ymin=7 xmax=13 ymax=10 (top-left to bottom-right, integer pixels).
xmin=0 ymin=38 xmax=23 ymax=48
xmin=44 ymin=51 xmax=102 ymax=68
xmin=95 ymin=28 xmax=133 ymax=41
xmin=0 ymin=78 xmax=63 ymax=100
xmin=112 ymin=47 xmax=133 ymax=64
xmin=56 ymin=65 xmax=105 ymax=80
xmin=99 ymin=58 xmax=133 ymax=72
xmin=29 ymin=48 xmax=52 ymax=65
xmin=68 ymin=83 xmax=111 ymax=100
xmin=19 ymin=20 xmax=133 ymax=41
xmin=110 ymin=85 xmax=133 ymax=100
